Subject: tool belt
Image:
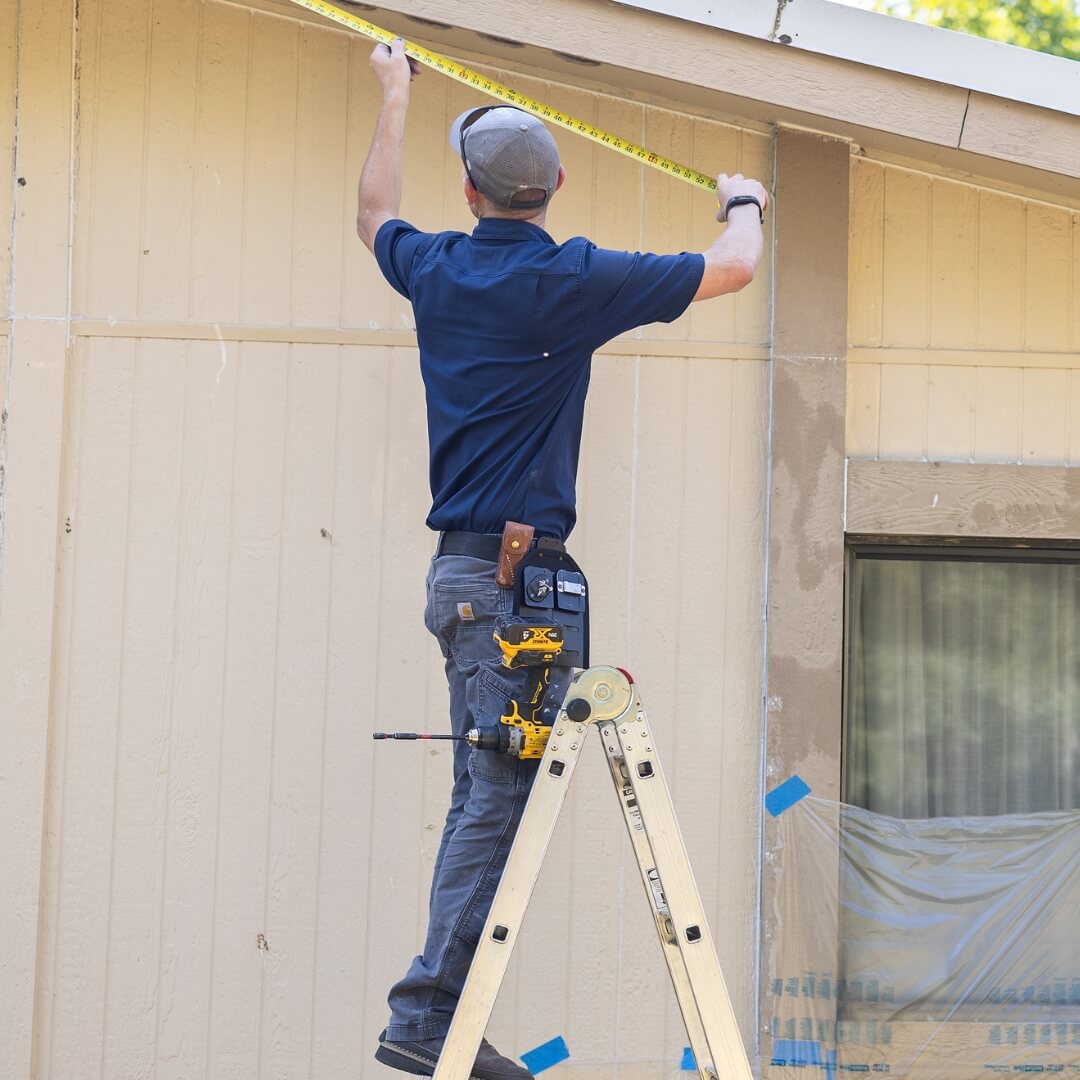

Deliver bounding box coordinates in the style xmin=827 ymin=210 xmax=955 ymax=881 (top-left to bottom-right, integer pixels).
xmin=435 ymin=526 xmax=563 ymax=579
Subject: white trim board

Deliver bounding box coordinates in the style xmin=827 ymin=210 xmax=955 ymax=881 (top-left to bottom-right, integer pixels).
xmin=613 ymin=0 xmax=1080 ymax=119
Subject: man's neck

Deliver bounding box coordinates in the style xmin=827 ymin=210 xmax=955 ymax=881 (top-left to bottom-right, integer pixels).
xmin=482 ymin=213 xmax=547 ymax=228
xmin=473 ymin=201 xmax=547 ymax=229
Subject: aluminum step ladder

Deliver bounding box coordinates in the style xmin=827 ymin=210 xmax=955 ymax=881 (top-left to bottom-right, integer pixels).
xmin=431 ymin=665 xmax=753 ymax=1080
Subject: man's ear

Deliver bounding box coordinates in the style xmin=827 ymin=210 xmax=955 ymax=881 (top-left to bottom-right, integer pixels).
xmin=463 ymin=173 xmax=480 ymax=203
xmin=554 ymin=164 xmax=567 ymax=192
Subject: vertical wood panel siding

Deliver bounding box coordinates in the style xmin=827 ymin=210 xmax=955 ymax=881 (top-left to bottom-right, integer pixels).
xmin=0 ymin=0 xmax=16 ymax=317
xmin=26 ymin=1 xmax=774 ymax=1077
xmin=847 ymin=158 xmax=1080 ymax=463
xmin=38 ymin=339 xmax=767 ymax=1080
xmin=72 ymin=0 xmax=769 ymax=345
xmin=5 ymin=5 xmax=78 ymax=1078
xmin=0 ymin=0 xmax=14 ymax=649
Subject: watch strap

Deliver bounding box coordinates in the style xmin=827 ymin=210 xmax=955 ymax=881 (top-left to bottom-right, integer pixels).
xmin=724 ymin=194 xmax=764 ymax=223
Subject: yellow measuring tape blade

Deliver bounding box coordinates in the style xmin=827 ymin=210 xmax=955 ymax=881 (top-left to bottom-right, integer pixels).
xmin=283 ymin=0 xmax=718 ymax=194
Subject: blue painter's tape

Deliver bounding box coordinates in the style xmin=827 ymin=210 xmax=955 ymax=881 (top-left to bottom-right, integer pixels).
xmin=826 ymin=1047 xmax=836 ymax=1080
xmin=770 ymin=1038 xmax=823 ymax=1067
xmin=765 ymin=774 xmax=812 ymax=817
xmin=521 ymin=1036 xmax=569 ymax=1074
xmin=681 ymin=1047 xmax=696 ymax=1070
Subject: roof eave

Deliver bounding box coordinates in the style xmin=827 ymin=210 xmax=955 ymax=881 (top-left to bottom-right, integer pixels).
xmin=616 ymin=0 xmax=1079 ymax=119
xmin=247 ymin=0 xmax=1080 ymax=193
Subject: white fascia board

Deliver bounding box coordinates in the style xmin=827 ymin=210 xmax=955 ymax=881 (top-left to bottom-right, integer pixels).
xmin=612 ymin=0 xmax=1080 ymax=118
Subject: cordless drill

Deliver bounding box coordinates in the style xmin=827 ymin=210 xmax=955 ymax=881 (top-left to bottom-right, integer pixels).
xmin=372 ymin=616 xmax=566 ymax=758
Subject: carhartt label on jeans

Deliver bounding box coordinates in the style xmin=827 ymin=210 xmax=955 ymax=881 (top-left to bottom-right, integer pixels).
xmin=457 ymin=601 xmax=476 ymax=621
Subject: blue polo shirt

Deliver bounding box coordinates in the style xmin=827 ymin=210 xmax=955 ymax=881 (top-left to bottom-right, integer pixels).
xmin=374 ymin=216 xmax=704 ymax=540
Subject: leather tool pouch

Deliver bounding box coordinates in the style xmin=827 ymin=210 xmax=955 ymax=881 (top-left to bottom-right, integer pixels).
xmin=496 ymin=520 xmax=535 ymax=588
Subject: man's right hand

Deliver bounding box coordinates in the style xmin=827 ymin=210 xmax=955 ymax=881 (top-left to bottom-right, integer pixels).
xmin=369 ymin=38 xmax=419 ymax=101
xmin=715 ymin=173 xmax=770 ymax=222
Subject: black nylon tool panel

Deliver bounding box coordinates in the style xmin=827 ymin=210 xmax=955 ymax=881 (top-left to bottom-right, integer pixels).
xmin=512 ymin=539 xmax=589 ymax=668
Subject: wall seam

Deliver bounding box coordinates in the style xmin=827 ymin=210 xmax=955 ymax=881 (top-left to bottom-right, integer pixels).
xmin=256 ymin=348 xmax=292 ymax=1080
xmin=755 ymin=122 xmax=780 ymax=1071
xmin=0 ymin=0 xmax=24 ymax=600
xmin=957 ymin=88 xmax=972 ymax=150
xmin=134 ymin=0 xmax=155 ymax=320
xmin=204 ymin=339 xmax=242 ymax=1080
xmin=97 ymin=340 xmax=136 ymax=1080
xmin=37 ymin=325 xmax=87 ymax=1080
xmin=307 ymin=346 xmax=343 ymax=1077
xmin=150 ymin=341 xmax=191 ymax=1080
xmin=29 ymin=3 xmax=81 ymax=1076
xmin=360 ymin=345 xmax=392 ymax=1067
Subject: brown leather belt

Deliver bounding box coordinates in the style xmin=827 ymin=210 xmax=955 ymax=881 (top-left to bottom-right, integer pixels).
xmin=436 ymin=530 xmax=564 ymax=562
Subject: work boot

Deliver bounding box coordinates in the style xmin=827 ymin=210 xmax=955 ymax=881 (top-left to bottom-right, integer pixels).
xmin=375 ymin=1029 xmax=535 ymax=1080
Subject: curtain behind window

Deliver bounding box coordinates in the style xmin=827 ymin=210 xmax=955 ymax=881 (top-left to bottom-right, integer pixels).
xmin=846 ymin=553 xmax=1080 ymax=818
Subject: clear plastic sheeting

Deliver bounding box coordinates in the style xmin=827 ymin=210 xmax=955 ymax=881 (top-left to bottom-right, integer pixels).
xmin=767 ymin=797 xmax=1080 ymax=1077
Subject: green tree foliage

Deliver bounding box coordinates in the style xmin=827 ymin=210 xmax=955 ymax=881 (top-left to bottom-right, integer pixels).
xmin=874 ymin=0 xmax=1080 ymax=60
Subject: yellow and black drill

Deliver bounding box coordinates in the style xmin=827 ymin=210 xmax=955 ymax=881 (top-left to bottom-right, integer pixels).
xmin=372 ymin=616 xmax=566 ymax=759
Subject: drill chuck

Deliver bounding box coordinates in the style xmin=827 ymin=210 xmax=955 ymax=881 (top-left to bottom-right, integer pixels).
xmin=466 ymin=724 xmax=521 ymax=755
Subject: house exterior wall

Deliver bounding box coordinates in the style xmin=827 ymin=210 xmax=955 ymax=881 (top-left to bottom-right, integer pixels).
xmin=758 ymin=152 xmax=1080 ymax=1080
xmin=803 ymin=156 xmax=1080 ymax=1079
xmin=5 ymin=1 xmax=1078 ymax=1078
xmin=848 ymin=157 xmax=1080 ymax=463
xmin=1 ymin=1 xmax=771 ymax=1078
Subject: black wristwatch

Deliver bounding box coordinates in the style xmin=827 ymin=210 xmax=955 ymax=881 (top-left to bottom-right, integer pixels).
xmin=724 ymin=195 xmax=765 ymax=223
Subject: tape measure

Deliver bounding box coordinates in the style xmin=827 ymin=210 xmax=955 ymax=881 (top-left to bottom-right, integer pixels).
xmin=283 ymin=0 xmax=718 ymax=194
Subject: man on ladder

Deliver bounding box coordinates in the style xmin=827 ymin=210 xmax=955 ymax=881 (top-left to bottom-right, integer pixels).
xmin=356 ymin=37 xmax=768 ymax=1080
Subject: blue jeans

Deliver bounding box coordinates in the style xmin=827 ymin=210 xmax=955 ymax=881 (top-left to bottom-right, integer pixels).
xmin=385 ymin=552 xmax=542 ymax=1040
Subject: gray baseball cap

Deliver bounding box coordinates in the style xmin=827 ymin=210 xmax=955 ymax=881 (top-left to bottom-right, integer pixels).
xmin=449 ymin=105 xmax=560 ymax=211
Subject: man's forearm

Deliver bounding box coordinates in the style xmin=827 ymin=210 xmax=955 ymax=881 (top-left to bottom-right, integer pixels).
xmin=357 ymin=93 xmax=409 ymax=250
xmin=693 ymin=209 xmax=763 ymax=301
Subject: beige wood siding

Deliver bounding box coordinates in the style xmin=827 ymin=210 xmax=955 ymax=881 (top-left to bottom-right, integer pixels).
xmin=1 ymin=0 xmax=13 ymax=561
xmin=32 ymin=341 xmax=768 ymax=1079
xmin=7 ymin=2 xmax=772 ymax=1078
xmin=1 ymin=0 xmax=15 ymax=319
xmin=847 ymin=158 xmax=1080 ymax=463
xmin=71 ymin=0 xmax=770 ymax=342
xmin=4 ymin=3 xmax=79 ymax=1077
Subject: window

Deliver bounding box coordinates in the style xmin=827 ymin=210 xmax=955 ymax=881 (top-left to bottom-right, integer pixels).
xmin=764 ymin=462 xmax=1080 ymax=1069
xmin=844 ymin=544 xmax=1080 ymax=818
xmin=838 ymin=543 xmax=1080 ymax=1035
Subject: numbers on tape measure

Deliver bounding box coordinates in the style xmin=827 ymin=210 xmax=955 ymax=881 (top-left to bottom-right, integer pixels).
xmin=286 ymin=0 xmax=718 ymax=194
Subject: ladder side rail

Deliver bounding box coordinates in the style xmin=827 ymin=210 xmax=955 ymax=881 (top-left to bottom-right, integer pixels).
xmin=431 ymin=714 xmax=592 ymax=1080
xmin=614 ymin=703 xmax=754 ymax=1080
xmin=596 ymin=716 xmax=717 ymax=1078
